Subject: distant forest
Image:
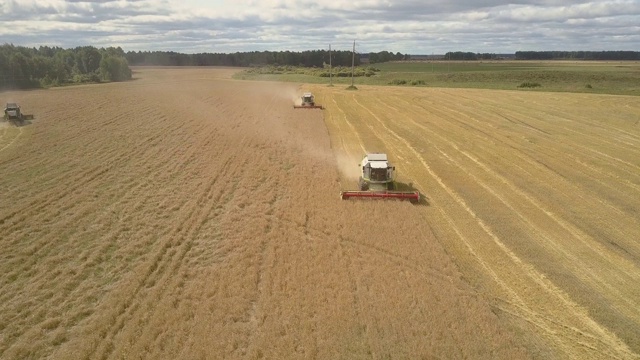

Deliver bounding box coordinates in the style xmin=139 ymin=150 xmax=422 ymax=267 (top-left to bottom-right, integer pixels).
xmin=125 ymin=50 xmax=407 ymax=67
xmin=515 ymin=51 xmax=640 ymax=60
xmin=443 ymin=52 xmax=503 ymax=60
xmin=0 ymin=44 xmax=132 ymax=89
xmin=3 ymin=43 xmax=638 ymax=90
xmin=444 ymin=51 xmax=640 ymax=61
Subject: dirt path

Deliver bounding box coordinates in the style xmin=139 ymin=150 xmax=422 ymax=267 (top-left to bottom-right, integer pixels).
xmin=0 ymin=69 xmax=529 ymax=359
xmin=313 ymin=84 xmax=640 ymax=360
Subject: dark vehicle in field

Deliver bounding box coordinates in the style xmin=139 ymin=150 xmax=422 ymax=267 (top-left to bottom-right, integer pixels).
xmin=4 ymin=103 xmax=34 ymax=123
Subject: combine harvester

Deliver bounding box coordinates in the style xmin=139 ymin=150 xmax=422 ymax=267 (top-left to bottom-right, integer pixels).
xmin=3 ymin=103 xmax=34 ymax=124
xmin=341 ymin=153 xmax=420 ymax=202
xmin=293 ymin=92 xmax=323 ymax=109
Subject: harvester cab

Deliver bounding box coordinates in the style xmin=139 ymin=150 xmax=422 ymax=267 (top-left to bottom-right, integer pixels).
xmin=301 ymin=93 xmax=314 ymax=105
xmin=341 ymin=153 xmax=420 ymax=202
xmin=293 ymin=92 xmax=323 ymax=109
xmin=358 ymin=153 xmax=396 ymax=191
xmin=4 ymin=103 xmax=21 ymax=121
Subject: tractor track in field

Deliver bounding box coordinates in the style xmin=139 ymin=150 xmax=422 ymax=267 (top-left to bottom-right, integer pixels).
xmin=335 ymin=231 xmax=376 ymax=356
xmin=0 ymin=119 xmax=177 ymax=230
xmin=339 ymin=237 xmax=468 ymax=289
xmin=330 ymin=97 xmax=367 ymax=155
xmin=380 ymin=94 xmax=640 ymax=245
xmin=3 ymin=69 xmax=639 ymax=359
xmin=440 ymin=90 xmax=640 ymax=168
xmin=386 ymin=92 xmax=640 ymax=241
xmin=3 ymin=121 xmax=190 ymax=276
xmin=443 ymin=146 xmax=640 ymax=309
xmin=0 ymin=124 xmax=22 ymax=153
xmin=400 ymin=91 xmax=637 ymax=356
xmin=315 ymin=85 xmax=640 ymax=359
xmin=88 ymin=151 xmax=240 ymax=360
xmin=0 ymin=91 xmax=239 ymax=358
xmin=83 ymin=89 xmax=254 ymax=358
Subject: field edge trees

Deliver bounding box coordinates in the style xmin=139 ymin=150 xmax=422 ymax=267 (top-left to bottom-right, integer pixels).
xmin=0 ymin=44 xmax=132 ymax=89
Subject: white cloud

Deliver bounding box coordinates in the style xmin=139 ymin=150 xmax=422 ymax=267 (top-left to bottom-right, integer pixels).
xmin=0 ymin=0 xmax=638 ymax=53
xmin=493 ymin=0 xmax=640 ymax=22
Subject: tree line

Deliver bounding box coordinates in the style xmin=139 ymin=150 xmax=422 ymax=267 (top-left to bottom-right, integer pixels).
xmin=126 ymin=50 xmax=358 ymax=67
xmin=1 ymin=44 xmax=407 ymax=89
xmin=443 ymin=52 xmax=502 ymax=60
xmin=442 ymin=51 xmax=640 ymax=61
xmin=364 ymin=51 xmax=408 ymax=63
xmin=515 ymin=51 xmax=640 ymax=60
xmin=125 ymin=50 xmax=408 ymax=67
xmin=0 ymin=44 xmax=132 ymax=89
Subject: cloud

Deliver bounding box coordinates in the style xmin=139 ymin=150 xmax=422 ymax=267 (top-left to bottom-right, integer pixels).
xmin=0 ymin=0 xmax=638 ymax=53
xmin=493 ymin=0 xmax=640 ymax=22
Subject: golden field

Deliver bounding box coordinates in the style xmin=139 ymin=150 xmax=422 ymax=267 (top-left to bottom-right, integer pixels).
xmin=1 ymin=67 xmax=639 ymax=359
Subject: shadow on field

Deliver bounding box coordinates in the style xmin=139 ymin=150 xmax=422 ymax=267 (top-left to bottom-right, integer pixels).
xmin=395 ymin=181 xmax=430 ymax=206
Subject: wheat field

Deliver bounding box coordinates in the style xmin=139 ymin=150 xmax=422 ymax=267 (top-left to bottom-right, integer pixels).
xmin=312 ymin=83 xmax=640 ymax=359
xmin=0 ymin=67 xmax=638 ymax=359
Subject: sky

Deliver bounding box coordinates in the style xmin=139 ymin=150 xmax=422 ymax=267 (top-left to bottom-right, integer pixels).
xmin=0 ymin=0 xmax=639 ymax=54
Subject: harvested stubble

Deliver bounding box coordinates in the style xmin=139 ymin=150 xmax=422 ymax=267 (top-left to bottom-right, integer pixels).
xmin=312 ymin=83 xmax=640 ymax=360
xmin=0 ymin=68 xmax=528 ymax=359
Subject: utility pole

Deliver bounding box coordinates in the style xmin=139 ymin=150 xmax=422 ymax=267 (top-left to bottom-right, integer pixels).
xmin=329 ymin=44 xmax=332 ymax=86
xmin=351 ymin=40 xmax=355 ymax=87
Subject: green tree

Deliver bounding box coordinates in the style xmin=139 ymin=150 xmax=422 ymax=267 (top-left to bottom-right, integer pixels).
xmin=8 ymin=52 xmax=33 ymax=87
xmin=99 ymin=55 xmax=131 ymax=82
xmin=76 ymin=46 xmax=102 ymax=74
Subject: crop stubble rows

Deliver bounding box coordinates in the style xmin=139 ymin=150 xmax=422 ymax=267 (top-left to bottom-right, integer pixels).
xmin=1 ymin=68 xmax=528 ymax=359
xmin=313 ymin=84 xmax=640 ymax=359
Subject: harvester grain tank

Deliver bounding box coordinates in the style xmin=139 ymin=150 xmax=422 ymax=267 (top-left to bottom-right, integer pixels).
xmin=340 ymin=153 xmax=420 ymax=202
xmin=293 ymin=92 xmax=323 ymax=109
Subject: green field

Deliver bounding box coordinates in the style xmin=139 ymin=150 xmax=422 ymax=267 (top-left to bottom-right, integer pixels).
xmin=234 ymin=61 xmax=640 ymax=95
